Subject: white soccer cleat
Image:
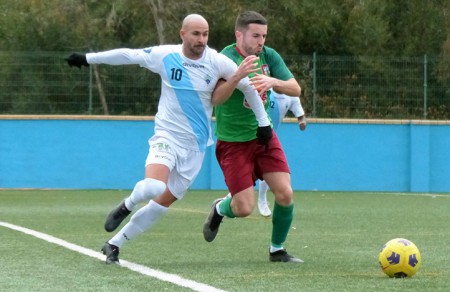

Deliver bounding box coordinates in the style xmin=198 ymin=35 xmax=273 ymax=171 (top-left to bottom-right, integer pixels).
xmin=258 ymin=201 xmax=272 ymax=217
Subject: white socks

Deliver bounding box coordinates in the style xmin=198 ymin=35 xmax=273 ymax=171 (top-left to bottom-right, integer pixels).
xmin=270 ymin=245 xmax=284 ymax=253
xmin=109 ymin=200 xmax=168 ymax=248
xmin=108 ymin=179 xmax=167 ymax=248
xmin=258 ymin=180 xmax=269 ymax=203
xmin=125 ymin=178 xmax=166 ymax=210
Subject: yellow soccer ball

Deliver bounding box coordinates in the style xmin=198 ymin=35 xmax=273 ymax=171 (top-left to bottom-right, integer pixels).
xmin=379 ymin=238 xmax=421 ymax=278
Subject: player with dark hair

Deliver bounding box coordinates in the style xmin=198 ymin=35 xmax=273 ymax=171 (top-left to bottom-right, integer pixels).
xmin=203 ymin=11 xmax=303 ymax=263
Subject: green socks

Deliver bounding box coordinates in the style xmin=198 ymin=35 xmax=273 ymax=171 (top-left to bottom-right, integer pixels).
xmin=218 ymin=196 xmax=236 ymax=218
xmin=271 ymin=201 xmax=294 ymax=247
xmin=218 ymin=197 xmax=294 ymax=248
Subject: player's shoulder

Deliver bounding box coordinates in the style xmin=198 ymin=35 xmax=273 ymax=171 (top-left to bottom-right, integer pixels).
xmin=205 ymin=46 xmax=220 ymax=57
xmin=141 ymin=44 xmax=182 ymax=55
xmin=221 ymin=44 xmax=236 ymax=53
xmin=220 ymin=44 xmax=239 ymax=58
xmin=261 ymin=45 xmax=282 ymax=58
xmin=261 ymin=46 xmax=284 ymax=67
xmin=206 ymin=46 xmax=234 ymax=65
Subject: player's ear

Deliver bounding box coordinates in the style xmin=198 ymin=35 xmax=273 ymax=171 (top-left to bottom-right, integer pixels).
xmin=180 ymin=29 xmax=185 ymax=40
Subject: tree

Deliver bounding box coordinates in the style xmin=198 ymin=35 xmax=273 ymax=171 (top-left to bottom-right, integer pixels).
xmin=1 ymin=0 xmax=450 ymax=117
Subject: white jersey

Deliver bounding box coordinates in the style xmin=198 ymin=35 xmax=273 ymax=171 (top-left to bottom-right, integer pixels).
xmin=87 ymin=45 xmax=269 ymax=152
xmin=269 ymin=90 xmax=305 ymax=131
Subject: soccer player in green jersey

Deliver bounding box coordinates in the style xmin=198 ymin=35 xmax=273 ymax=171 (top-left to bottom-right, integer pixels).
xmin=203 ymin=11 xmax=303 ymax=262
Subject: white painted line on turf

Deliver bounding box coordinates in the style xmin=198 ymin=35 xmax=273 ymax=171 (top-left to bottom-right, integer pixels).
xmin=377 ymin=192 xmax=450 ymax=198
xmin=0 ymin=221 xmax=227 ymax=292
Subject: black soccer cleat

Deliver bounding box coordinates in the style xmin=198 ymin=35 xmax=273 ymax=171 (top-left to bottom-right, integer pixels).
xmin=269 ymin=249 xmax=304 ymax=263
xmin=202 ymin=199 xmax=224 ymax=242
xmin=104 ymin=200 xmax=131 ymax=232
xmin=101 ymin=242 xmax=120 ymax=264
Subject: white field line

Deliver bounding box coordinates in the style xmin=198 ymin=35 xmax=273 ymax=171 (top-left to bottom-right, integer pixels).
xmin=0 ymin=221 xmax=227 ymax=292
xmin=375 ymin=192 xmax=450 ymax=198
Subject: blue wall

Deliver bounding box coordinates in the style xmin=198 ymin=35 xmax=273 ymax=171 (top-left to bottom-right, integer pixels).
xmin=1 ymin=117 xmax=449 ymax=193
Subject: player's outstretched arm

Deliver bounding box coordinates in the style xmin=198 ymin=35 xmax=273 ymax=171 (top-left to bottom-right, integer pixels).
xmin=66 ymin=48 xmax=149 ymax=68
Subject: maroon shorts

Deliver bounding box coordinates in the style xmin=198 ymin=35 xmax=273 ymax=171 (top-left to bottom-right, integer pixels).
xmin=216 ymin=131 xmax=290 ymax=195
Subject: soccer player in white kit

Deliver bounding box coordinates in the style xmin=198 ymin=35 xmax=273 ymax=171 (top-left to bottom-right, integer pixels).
xmin=257 ymin=89 xmax=307 ymax=217
xmin=65 ymin=14 xmax=272 ymax=264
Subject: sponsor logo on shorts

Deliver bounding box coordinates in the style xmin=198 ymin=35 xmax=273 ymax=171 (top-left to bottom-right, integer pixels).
xmin=152 ymin=142 xmax=170 ymax=152
xmin=154 ymin=154 xmax=170 ymax=160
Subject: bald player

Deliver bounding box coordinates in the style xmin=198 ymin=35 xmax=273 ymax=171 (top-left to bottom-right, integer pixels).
xmin=65 ymin=13 xmax=273 ymax=264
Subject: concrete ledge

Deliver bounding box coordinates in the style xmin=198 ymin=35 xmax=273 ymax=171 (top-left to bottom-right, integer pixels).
xmin=1 ymin=115 xmax=449 ymax=125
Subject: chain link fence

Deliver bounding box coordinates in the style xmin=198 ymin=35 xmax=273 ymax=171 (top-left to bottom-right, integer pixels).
xmin=1 ymin=51 xmax=449 ymax=119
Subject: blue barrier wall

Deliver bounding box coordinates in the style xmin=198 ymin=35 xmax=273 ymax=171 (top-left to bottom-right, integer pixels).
xmin=1 ymin=117 xmax=449 ymax=193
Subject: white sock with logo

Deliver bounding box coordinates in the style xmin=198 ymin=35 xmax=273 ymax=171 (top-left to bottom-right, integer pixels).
xmin=109 ymin=200 xmax=168 ymax=248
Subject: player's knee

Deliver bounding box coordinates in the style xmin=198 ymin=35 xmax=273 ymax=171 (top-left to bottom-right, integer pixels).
xmin=274 ymin=186 xmax=293 ymax=206
xmin=135 ymin=178 xmax=166 ymax=200
xmin=231 ymin=191 xmax=254 ymax=217
xmin=234 ymin=206 xmax=253 ymax=217
xmin=143 ymin=178 xmax=166 ymax=195
xmin=231 ymin=201 xmax=254 ymax=217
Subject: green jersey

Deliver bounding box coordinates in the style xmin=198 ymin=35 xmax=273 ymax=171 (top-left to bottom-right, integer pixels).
xmin=215 ymin=44 xmax=295 ymax=142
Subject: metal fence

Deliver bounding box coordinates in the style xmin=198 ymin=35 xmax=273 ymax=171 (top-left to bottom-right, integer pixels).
xmin=1 ymin=51 xmax=449 ymax=119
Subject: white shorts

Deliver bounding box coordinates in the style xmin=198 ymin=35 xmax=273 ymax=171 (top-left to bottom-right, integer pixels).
xmin=145 ymin=135 xmax=205 ymax=199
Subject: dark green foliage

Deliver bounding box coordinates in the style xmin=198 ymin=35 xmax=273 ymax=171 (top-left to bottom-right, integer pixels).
xmin=1 ymin=0 xmax=449 ymax=118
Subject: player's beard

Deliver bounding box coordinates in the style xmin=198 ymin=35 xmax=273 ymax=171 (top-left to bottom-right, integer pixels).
xmin=243 ymin=44 xmax=262 ymax=56
xmin=188 ymin=44 xmax=205 ymax=59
